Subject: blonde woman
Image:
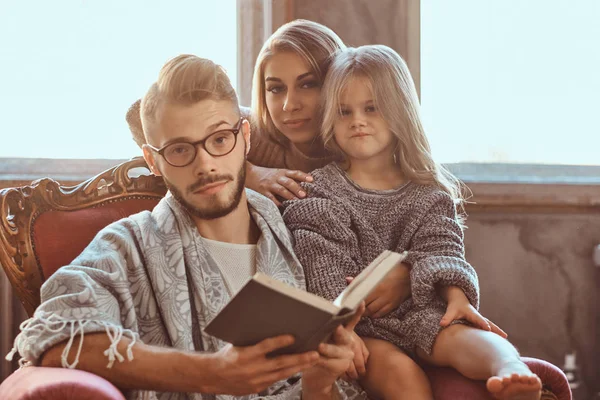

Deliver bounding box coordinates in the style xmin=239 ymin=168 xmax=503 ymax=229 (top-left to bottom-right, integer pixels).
xmin=246 ymin=19 xmax=344 ymax=206
xmin=282 ymin=45 xmax=542 ymax=400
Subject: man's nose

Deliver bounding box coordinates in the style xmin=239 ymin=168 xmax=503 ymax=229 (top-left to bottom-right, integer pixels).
xmin=283 ymin=89 xmax=301 ymax=112
xmin=192 ymin=146 xmax=218 ymax=175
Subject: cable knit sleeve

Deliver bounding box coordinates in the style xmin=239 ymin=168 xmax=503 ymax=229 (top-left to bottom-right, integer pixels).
xmin=406 ymin=191 xmax=480 ymax=309
xmin=281 ymin=189 xmax=361 ymax=302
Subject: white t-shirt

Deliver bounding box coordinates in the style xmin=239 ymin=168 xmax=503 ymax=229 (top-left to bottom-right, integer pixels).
xmin=201 ymin=237 xmax=257 ymax=296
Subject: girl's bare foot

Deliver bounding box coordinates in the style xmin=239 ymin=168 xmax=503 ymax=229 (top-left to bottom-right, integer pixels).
xmin=486 ymin=360 xmax=542 ymax=400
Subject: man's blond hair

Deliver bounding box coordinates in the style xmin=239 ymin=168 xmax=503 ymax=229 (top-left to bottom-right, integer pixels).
xmin=140 ymin=55 xmax=239 ymax=143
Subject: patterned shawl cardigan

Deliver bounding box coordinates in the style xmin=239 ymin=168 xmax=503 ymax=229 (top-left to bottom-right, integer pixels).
xmin=9 ymin=189 xmax=365 ymax=400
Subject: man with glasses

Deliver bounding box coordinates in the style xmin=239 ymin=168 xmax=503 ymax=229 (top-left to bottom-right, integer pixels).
xmin=9 ymin=55 xmax=365 ymax=400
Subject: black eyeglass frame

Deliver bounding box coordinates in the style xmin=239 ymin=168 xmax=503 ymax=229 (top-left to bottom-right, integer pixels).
xmin=146 ymin=117 xmax=245 ymax=167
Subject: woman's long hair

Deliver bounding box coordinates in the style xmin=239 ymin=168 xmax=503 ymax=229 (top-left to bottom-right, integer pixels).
xmin=251 ymin=19 xmax=346 ymax=146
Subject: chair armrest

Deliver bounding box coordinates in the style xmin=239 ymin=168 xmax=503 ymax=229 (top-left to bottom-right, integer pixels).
xmin=522 ymin=357 xmax=572 ymax=400
xmin=424 ymin=357 xmax=571 ymax=400
xmin=0 ymin=366 xmax=126 ymax=400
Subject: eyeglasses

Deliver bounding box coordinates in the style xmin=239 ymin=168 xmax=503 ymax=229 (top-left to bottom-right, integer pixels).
xmin=147 ymin=118 xmax=244 ymax=167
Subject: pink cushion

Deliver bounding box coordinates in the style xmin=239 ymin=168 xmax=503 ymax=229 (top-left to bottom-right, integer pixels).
xmin=424 ymin=357 xmax=571 ymax=400
xmin=0 ymin=366 xmax=125 ymax=400
xmin=33 ymin=198 xmax=160 ymax=279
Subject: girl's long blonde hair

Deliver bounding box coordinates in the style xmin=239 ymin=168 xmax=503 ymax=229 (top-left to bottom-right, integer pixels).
xmin=251 ymin=19 xmax=346 ymax=146
xmin=321 ymin=45 xmax=467 ymax=213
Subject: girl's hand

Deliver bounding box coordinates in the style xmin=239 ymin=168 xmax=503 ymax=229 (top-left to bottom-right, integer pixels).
xmin=440 ymin=286 xmax=508 ymax=338
xmin=346 ymin=262 xmax=411 ymax=318
xmin=246 ymin=163 xmax=313 ymax=206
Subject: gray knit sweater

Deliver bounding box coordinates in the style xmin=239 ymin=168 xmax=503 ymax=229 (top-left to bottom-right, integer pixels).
xmin=281 ymin=163 xmax=479 ymax=354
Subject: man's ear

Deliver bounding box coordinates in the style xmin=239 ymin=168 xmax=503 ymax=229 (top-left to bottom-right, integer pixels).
xmin=242 ymin=119 xmax=251 ymax=155
xmin=142 ymin=145 xmax=162 ymax=177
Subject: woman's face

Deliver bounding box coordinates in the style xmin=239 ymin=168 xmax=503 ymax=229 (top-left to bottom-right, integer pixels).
xmin=264 ymin=51 xmax=321 ymax=147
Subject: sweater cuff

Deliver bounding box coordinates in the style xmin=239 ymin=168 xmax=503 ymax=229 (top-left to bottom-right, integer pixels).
xmin=410 ymin=256 xmax=479 ymax=309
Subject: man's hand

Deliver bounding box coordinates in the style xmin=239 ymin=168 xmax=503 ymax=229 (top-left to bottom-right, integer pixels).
xmin=302 ymin=305 xmax=364 ymax=398
xmin=246 ymin=163 xmax=313 ymax=206
xmin=344 ymin=331 xmax=369 ymax=380
xmin=206 ymin=335 xmax=319 ymax=395
xmin=440 ymin=286 xmax=508 ymax=338
xmin=346 ymin=262 xmax=411 ymax=318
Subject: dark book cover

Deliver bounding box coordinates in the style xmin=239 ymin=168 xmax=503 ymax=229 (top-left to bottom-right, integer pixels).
xmin=204 ymin=277 xmax=340 ymax=355
xmin=204 ymin=250 xmax=405 ymax=355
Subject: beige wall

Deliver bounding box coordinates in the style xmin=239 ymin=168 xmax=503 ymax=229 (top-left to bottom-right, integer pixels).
xmin=465 ymin=211 xmax=599 ymax=398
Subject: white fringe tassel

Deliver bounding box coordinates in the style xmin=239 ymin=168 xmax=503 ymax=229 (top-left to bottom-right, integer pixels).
xmin=6 ymin=312 xmax=137 ymax=369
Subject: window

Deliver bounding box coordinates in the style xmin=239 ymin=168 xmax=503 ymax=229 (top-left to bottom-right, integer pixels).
xmin=0 ymin=0 xmax=237 ymax=160
xmin=421 ymin=0 xmax=600 ymax=166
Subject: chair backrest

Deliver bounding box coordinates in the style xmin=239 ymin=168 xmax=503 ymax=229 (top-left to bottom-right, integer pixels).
xmin=0 ymin=157 xmax=167 ymax=316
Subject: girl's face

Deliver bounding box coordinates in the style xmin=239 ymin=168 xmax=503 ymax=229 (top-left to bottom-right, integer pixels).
xmin=264 ymin=51 xmax=321 ymax=148
xmin=333 ymin=76 xmax=396 ymax=163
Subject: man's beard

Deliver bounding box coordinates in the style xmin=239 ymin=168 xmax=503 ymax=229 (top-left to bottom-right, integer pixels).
xmin=164 ymin=163 xmax=246 ymax=220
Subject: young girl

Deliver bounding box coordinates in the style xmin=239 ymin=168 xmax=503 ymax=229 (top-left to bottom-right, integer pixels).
xmin=282 ymin=45 xmax=543 ymax=400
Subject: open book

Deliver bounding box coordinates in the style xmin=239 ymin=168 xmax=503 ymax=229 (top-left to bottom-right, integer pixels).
xmin=204 ymin=250 xmax=406 ymax=356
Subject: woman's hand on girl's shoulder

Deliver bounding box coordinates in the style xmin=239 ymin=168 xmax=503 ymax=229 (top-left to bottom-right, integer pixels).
xmin=246 ymin=163 xmax=313 ymax=206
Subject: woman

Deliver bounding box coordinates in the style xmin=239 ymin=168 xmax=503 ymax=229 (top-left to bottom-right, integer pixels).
xmin=245 ymin=19 xmax=345 ymax=205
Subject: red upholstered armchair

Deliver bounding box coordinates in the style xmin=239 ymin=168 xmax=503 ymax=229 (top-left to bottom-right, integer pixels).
xmin=0 ymin=158 xmax=571 ymax=400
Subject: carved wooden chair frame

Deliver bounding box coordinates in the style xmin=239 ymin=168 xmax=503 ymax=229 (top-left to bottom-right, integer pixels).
xmin=0 ymin=157 xmax=167 ymax=316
